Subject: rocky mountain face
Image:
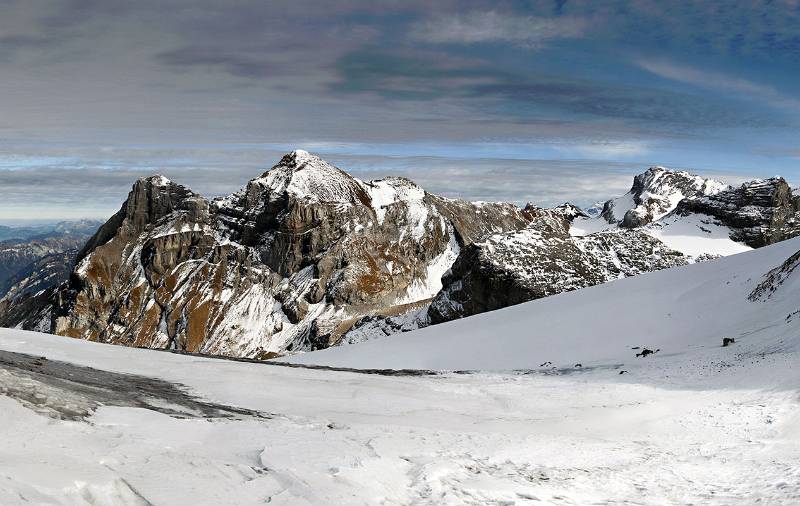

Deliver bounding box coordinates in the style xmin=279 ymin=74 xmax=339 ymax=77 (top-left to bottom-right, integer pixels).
xmin=674 ymin=178 xmax=800 ymax=248
xmin=11 ymin=151 xmax=535 ymax=357
xmin=600 ymin=167 xmax=728 ymax=227
xmin=341 ymin=167 xmax=800 ymax=345
xmin=427 ymin=216 xmax=689 ymax=323
xmin=341 ymin=209 xmax=693 ymax=341
xmin=4 ymin=156 xmax=799 ymax=359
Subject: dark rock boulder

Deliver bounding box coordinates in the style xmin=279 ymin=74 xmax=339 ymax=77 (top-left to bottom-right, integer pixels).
xmin=675 ymin=177 xmax=800 ymax=248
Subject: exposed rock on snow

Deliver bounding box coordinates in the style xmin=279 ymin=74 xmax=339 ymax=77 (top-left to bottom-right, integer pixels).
xmin=348 ymin=167 xmax=800 ymax=343
xmin=338 ymin=304 xmax=429 ymax=346
xmin=428 ymin=212 xmax=690 ymax=323
xmin=674 ymin=177 xmax=800 ymax=248
xmin=748 ymin=249 xmax=800 ymax=301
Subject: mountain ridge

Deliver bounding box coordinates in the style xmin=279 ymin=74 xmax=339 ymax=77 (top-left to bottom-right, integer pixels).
xmin=1 ymin=152 xmax=799 ymax=360
xmin=27 ymin=151 xmax=537 ymax=357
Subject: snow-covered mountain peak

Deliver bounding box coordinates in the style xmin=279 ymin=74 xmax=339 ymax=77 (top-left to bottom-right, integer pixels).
xmin=363 ymin=176 xmax=427 ymax=220
xmin=596 ymin=166 xmax=728 ymax=228
xmin=288 ymin=148 xmax=313 ymax=161
xmin=550 ymin=202 xmax=588 ymax=221
xmin=253 ymin=150 xmax=370 ymax=206
xmin=635 ymin=166 xmax=728 ymax=197
xmin=136 ymin=174 xmax=173 ymax=187
xmin=247 ymin=152 xmax=437 ymax=217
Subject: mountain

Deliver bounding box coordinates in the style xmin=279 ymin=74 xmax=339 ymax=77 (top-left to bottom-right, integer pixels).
xmin=0 ymin=225 xmax=101 ymax=299
xmin=0 ymin=250 xmax=76 ymax=332
xmin=284 ymin=233 xmax=800 ymax=371
xmin=0 ymin=220 xmax=104 ymax=334
xmin=574 ymin=173 xmax=800 ymax=255
xmin=427 ymin=214 xmax=691 ymax=324
xmin=2 ymin=156 xmax=797 ymax=360
xmin=13 ymin=151 xmax=536 ymax=357
xmin=340 ymin=167 xmax=800 ymax=345
xmin=0 ymin=221 xmax=103 ymax=332
xmin=0 ymin=220 xmax=103 ymax=242
xmin=0 ymin=225 xmax=50 ymax=242
xmin=0 ymin=239 xmax=74 ymax=297
xmin=51 ymin=219 xmax=105 ymax=236
xmin=597 ymin=166 xmax=728 ymax=228
xmin=673 ymin=177 xmax=800 ymax=247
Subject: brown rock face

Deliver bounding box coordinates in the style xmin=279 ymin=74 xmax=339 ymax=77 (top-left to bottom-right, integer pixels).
xmin=31 ymin=151 xmax=536 ymax=357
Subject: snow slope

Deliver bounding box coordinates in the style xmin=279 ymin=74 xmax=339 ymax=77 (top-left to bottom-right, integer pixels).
xmin=0 ymin=325 xmax=799 ymax=504
xmin=644 ymin=212 xmax=752 ymax=257
xmin=571 ymin=210 xmax=752 ymax=257
xmin=1 ymin=237 xmax=799 ymax=504
xmin=286 ymin=236 xmax=800 ymax=372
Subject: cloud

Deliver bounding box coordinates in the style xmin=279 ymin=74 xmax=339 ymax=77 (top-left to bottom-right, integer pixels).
xmin=155 ymin=47 xmax=280 ymax=79
xmin=411 ymin=11 xmax=586 ymax=48
xmin=331 ymin=49 xmax=771 ymax=130
xmin=636 ymin=60 xmax=800 ymax=111
xmin=563 ymin=141 xmax=651 ymax=159
xmin=0 ymin=0 xmax=798 ymax=203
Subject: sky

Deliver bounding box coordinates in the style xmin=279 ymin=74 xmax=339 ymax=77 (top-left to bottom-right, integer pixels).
xmin=0 ymin=0 xmax=799 ymax=223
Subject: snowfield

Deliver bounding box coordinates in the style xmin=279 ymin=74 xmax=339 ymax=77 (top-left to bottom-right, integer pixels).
xmin=1 ymin=238 xmax=800 ymax=504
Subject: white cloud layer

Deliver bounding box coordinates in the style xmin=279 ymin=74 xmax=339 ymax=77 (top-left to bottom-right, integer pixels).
xmin=412 ymin=11 xmax=586 ymax=47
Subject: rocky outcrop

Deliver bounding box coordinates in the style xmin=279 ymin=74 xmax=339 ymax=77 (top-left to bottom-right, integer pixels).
xmin=748 ymin=249 xmax=800 ymax=302
xmin=10 ymin=151 xmax=536 ymax=358
xmin=674 ymin=178 xmax=800 ymax=248
xmin=427 ymin=214 xmax=690 ymax=323
xmin=600 ymin=167 xmax=727 ymax=227
xmin=343 ymin=167 xmax=800 ymax=345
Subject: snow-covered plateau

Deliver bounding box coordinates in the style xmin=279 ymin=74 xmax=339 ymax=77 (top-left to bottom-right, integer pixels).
xmin=1 ymin=236 xmax=800 ymax=504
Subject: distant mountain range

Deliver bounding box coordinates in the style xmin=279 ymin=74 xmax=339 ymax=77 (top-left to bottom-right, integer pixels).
xmin=0 ymin=219 xmax=101 ymax=242
xmin=1 ymin=152 xmax=798 ymax=359
xmin=0 ymin=220 xmax=103 ymax=332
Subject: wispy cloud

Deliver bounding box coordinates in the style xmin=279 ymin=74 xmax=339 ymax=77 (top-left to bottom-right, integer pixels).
xmin=564 ymin=141 xmax=651 ymax=159
xmin=411 ymin=11 xmax=586 ymax=48
xmin=331 ymin=49 xmax=771 ymax=130
xmin=636 ymin=60 xmax=800 ymax=112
